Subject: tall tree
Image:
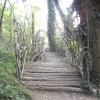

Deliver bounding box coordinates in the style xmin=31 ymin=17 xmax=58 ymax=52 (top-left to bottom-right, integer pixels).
xmin=73 ymin=0 xmax=100 ymax=88
xmin=47 ymin=0 xmax=56 ymax=52
xmin=54 ymin=0 xmax=73 ymax=60
xmin=54 ymin=0 xmax=71 ymax=33
xmin=0 ymin=0 xmax=7 ymax=34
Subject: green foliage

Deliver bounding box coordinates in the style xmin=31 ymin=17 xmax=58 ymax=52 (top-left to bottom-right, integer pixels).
xmin=55 ymin=36 xmax=65 ymax=55
xmin=0 ymin=50 xmax=15 ymax=70
xmin=0 ymin=50 xmax=32 ymax=100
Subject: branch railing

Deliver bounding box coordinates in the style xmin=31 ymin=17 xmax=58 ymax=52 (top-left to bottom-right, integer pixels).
xmin=30 ymin=33 xmax=44 ymax=62
xmin=61 ymin=24 xmax=100 ymax=94
xmin=14 ymin=20 xmax=44 ymax=80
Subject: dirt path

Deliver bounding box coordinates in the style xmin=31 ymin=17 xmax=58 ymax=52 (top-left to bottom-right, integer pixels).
xmin=29 ymin=90 xmax=99 ymax=100
xmin=22 ymin=52 xmax=99 ymax=100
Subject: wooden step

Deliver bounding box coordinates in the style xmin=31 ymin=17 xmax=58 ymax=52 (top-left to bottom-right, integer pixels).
xmin=24 ymin=70 xmax=79 ymax=73
xmin=23 ymin=80 xmax=80 ymax=84
xmin=22 ymin=78 xmax=80 ymax=81
xmin=23 ymin=72 xmax=81 ymax=76
xmin=22 ymin=80 xmax=81 ymax=86
xmin=23 ymin=73 xmax=81 ymax=78
xmin=28 ymin=86 xmax=83 ymax=93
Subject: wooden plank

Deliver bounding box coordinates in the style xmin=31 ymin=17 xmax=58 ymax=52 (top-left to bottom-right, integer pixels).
xmin=24 ymin=70 xmax=79 ymax=73
xmin=28 ymin=86 xmax=83 ymax=93
xmin=22 ymin=76 xmax=80 ymax=79
xmin=22 ymin=77 xmax=80 ymax=81
xmin=23 ymin=72 xmax=80 ymax=75
xmin=27 ymin=85 xmax=81 ymax=88
xmin=23 ymin=80 xmax=80 ymax=85
xmin=23 ymin=74 xmax=81 ymax=77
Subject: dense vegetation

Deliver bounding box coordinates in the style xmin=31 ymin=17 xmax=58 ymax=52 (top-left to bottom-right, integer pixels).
xmin=0 ymin=50 xmax=32 ymax=100
xmin=0 ymin=0 xmax=34 ymax=99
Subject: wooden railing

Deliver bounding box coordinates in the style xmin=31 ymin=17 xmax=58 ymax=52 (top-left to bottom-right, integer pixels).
xmin=31 ymin=36 xmax=44 ymax=62
xmin=15 ymin=43 xmax=27 ymax=79
xmin=14 ymin=20 xmax=44 ymax=80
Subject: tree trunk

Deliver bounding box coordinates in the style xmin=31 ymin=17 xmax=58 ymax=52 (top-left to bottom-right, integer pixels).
xmin=54 ymin=0 xmax=70 ymax=33
xmin=0 ymin=0 xmax=7 ymax=34
xmin=86 ymin=0 xmax=100 ymax=80
xmin=47 ymin=0 xmax=56 ymax=52
xmin=54 ymin=0 xmax=72 ymax=58
xmin=73 ymin=0 xmax=100 ymax=81
xmin=89 ymin=13 xmax=100 ymax=80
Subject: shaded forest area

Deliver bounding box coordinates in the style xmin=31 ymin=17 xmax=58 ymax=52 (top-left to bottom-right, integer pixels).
xmin=0 ymin=0 xmax=100 ymax=99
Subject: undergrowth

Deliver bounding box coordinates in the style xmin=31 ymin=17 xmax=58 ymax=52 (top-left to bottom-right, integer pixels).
xmin=0 ymin=50 xmax=32 ymax=100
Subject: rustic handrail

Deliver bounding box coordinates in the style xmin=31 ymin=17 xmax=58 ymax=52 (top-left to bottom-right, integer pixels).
xmin=14 ymin=20 xmax=44 ymax=80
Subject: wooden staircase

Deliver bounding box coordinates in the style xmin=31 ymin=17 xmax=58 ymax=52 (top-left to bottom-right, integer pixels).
xmin=22 ymin=52 xmax=83 ymax=92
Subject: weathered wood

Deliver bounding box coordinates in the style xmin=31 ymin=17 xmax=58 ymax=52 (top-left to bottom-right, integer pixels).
xmin=22 ymin=52 xmax=82 ymax=92
xmin=22 ymin=77 xmax=80 ymax=81
xmin=23 ymin=74 xmax=81 ymax=77
xmin=23 ymin=80 xmax=80 ymax=84
xmin=28 ymin=86 xmax=82 ymax=93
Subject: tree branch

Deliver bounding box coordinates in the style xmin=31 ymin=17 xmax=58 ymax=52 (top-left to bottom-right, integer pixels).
xmin=54 ymin=0 xmax=70 ymax=33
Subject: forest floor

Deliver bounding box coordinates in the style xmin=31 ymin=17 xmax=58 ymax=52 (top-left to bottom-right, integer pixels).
xmin=29 ymin=90 xmax=99 ymax=100
xmin=22 ymin=52 xmax=99 ymax=100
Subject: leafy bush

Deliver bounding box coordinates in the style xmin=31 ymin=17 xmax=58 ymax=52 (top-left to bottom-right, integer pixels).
xmin=0 ymin=50 xmax=32 ymax=100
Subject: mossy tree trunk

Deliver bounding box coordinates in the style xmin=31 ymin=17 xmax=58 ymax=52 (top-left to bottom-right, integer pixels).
xmin=73 ymin=0 xmax=100 ymax=80
xmin=47 ymin=0 xmax=56 ymax=52
xmin=88 ymin=1 xmax=100 ymax=79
